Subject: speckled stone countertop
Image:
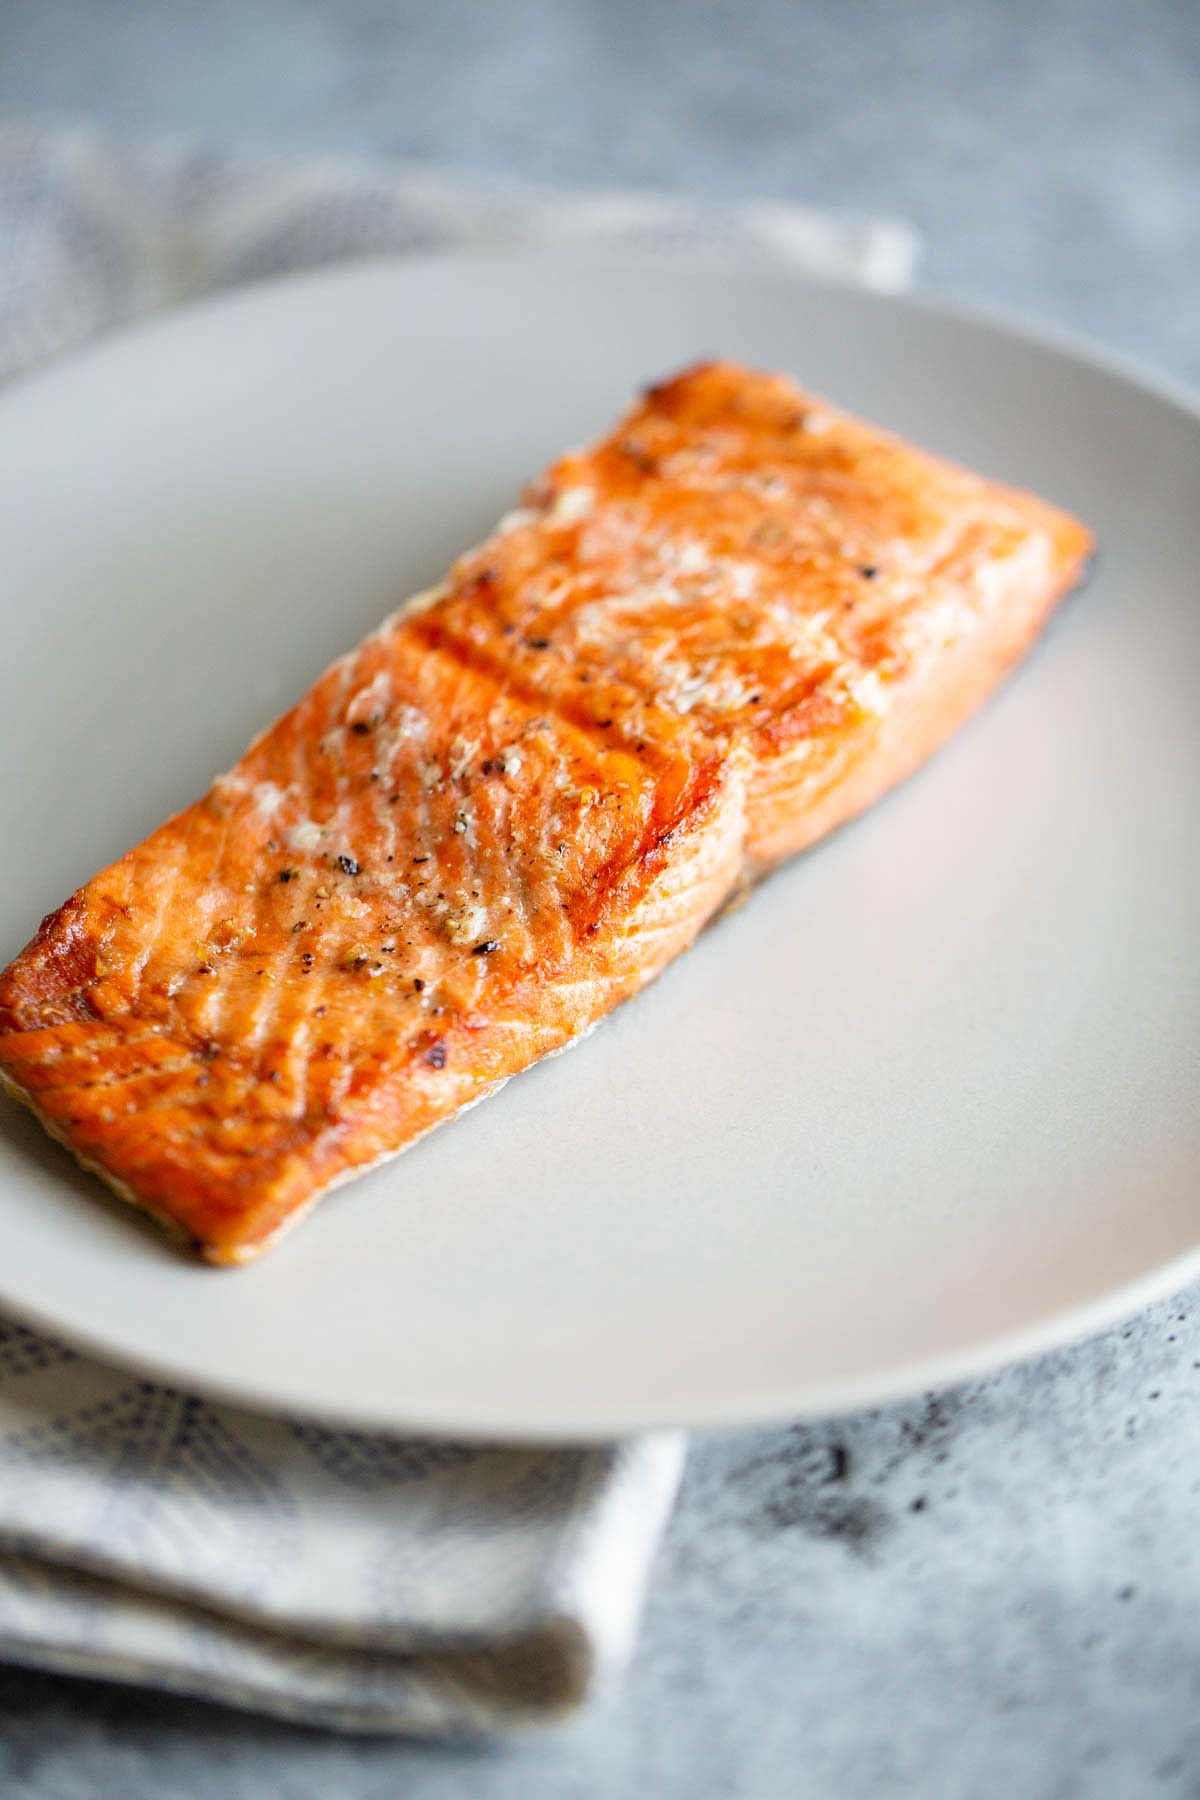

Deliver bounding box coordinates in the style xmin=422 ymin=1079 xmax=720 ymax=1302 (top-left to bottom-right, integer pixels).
xmin=1 ymin=3 xmax=1198 ymax=1795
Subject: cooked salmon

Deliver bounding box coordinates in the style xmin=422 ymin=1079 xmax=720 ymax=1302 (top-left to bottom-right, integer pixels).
xmin=0 ymin=362 xmax=1093 ymax=1262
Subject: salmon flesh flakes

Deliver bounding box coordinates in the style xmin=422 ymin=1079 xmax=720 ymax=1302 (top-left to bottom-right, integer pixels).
xmin=0 ymin=362 xmax=1092 ymax=1261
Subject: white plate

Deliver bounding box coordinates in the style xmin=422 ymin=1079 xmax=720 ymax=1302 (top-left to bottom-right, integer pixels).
xmin=1 ymin=255 xmax=1197 ymax=1441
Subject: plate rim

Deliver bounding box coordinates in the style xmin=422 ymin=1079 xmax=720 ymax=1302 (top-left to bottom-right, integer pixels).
xmin=4 ymin=242 xmax=1199 ymax=437
xmin=1 ymin=247 xmax=1198 ymax=1441
xmin=2 ymin=1238 xmax=1200 ymax=1443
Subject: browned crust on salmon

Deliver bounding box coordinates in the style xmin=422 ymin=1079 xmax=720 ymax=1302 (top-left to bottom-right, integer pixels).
xmin=0 ymin=362 xmax=1093 ymax=1262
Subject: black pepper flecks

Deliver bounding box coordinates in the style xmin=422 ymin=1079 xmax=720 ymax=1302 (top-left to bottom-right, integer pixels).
xmin=413 ymin=978 xmax=425 ymax=992
xmin=337 ymin=854 xmax=360 ymax=877
xmin=859 ymin=564 xmax=879 ymax=580
xmin=621 ymin=439 xmax=658 ymax=474
xmin=424 ymin=1039 xmax=447 ymax=1069
xmin=277 ymin=869 xmax=298 ymax=883
xmin=526 ymin=637 xmax=552 ymax=651
xmin=350 ymin=720 xmax=372 ymax=736
xmin=472 ymin=940 xmax=500 ymax=956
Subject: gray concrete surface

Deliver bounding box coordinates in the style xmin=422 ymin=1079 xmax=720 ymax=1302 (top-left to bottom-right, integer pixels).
xmin=1 ymin=2 xmax=1198 ymax=1795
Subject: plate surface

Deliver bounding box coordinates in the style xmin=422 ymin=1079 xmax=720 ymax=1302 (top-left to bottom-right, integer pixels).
xmin=1 ymin=254 xmax=1198 ymax=1440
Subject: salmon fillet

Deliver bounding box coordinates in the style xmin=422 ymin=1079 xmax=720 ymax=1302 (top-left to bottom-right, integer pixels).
xmin=0 ymin=362 xmax=1093 ymax=1263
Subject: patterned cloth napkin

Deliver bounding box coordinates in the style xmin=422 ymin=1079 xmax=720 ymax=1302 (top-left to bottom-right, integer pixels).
xmin=0 ymin=120 xmax=918 ymax=1734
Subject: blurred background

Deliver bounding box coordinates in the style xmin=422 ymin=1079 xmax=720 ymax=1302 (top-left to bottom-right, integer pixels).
xmin=2 ymin=0 xmax=1197 ymax=378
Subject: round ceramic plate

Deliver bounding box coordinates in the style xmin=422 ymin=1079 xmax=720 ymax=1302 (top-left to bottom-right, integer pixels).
xmin=0 ymin=254 xmax=1197 ymax=1440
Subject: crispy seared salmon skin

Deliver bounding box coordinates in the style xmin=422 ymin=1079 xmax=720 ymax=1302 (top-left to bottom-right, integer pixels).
xmin=0 ymin=363 xmax=1093 ymax=1261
